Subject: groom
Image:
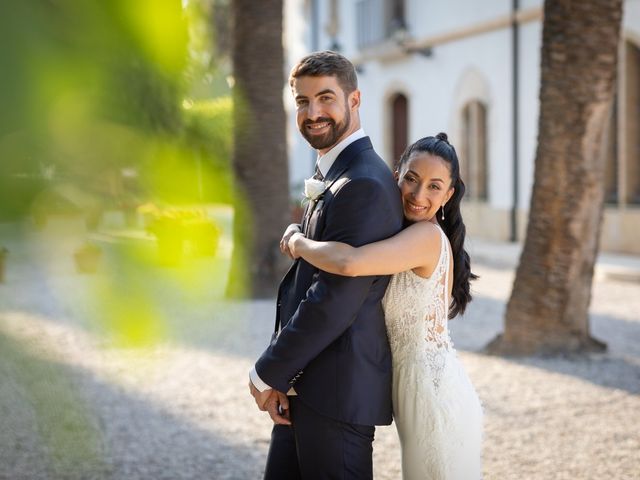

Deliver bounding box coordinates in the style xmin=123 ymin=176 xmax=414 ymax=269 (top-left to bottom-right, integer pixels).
xmin=249 ymin=51 xmax=403 ymax=479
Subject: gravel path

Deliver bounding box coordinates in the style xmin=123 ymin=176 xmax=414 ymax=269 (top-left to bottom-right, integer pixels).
xmin=0 ymin=220 xmax=638 ymax=479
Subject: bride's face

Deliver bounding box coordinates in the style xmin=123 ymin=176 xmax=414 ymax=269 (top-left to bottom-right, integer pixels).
xmin=395 ymin=153 xmax=454 ymax=224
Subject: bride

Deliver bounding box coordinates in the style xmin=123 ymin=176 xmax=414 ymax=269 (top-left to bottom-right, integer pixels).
xmin=283 ymin=133 xmax=483 ymax=479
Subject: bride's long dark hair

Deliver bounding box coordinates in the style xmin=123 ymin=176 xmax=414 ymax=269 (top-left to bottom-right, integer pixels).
xmin=396 ymin=133 xmax=478 ymax=319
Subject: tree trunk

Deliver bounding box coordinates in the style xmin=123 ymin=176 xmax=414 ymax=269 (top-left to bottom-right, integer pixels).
xmin=487 ymin=0 xmax=623 ymax=355
xmin=226 ymin=0 xmax=290 ymax=298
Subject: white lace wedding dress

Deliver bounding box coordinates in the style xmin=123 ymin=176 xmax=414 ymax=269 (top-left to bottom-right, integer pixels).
xmin=382 ymin=226 xmax=483 ymax=479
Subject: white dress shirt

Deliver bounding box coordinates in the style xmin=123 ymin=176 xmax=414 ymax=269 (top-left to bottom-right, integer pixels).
xmin=249 ymin=128 xmax=367 ymax=394
xmin=315 ymin=128 xmax=365 ymax=178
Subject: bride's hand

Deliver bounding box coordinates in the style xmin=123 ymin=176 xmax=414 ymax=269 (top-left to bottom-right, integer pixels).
xmin=287 ymin=232 xmax=305 ymax=259
xmin=280 ymin=223 xmax=302 ymax=259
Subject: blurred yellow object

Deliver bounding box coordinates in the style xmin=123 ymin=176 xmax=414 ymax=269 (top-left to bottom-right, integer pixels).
xmin=73 ymin=243 xmax=102 ymax=274
xmin=144 ymin=205 xmax=221 ymax=265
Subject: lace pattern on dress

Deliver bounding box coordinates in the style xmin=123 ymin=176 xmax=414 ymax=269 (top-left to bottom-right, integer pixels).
xmin=423 ymin=228 xmax=452 ymax=388
xmin=382 ymin=226 xmax=453 ymax=389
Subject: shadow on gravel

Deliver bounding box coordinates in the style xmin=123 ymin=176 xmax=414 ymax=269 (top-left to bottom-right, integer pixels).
xmin=515 ymin=312 xmax=640 ymax=395
xmin=451 ymin=295 xmax=640 ymax=395
xmin=170 ymin=294 xmax=640 ymax=397
xmin=507 ymin=353 xmax=640 ymax=395
xmin=0 ymin=330 xmax=265 ymax=480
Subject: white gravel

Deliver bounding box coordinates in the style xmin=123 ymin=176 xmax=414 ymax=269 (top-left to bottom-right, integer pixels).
xmin=0 ymin=219 xmax=638 ymax=479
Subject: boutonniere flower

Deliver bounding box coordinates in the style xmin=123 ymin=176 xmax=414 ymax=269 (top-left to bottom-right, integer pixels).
xmin=302 ymin=177 xmax=328 ymax=204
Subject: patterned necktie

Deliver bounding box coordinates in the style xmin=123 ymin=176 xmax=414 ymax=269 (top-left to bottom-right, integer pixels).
xmin=313 ymin=164 xmax=324 ymax=181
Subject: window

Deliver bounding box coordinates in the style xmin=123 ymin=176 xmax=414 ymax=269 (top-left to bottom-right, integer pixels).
xmin=625 ymin=40 xmax=640 ymax=204
xmin=461 ymin=100 xmax=488 ymax=201
xmin=356 ymin=0 xmax=406 ymax=49
xmin=387 ymin=0 xmax=406 ymax=35
xmin=391 ymin=93 xmax=409 ymax=164
xmin=604 ymin=99 xmax=618 ymax=204
xmin=605 ymin=39 xmax=640 ymax=206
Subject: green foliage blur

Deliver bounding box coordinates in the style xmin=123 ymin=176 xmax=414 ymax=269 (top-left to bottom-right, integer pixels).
xmin=0 ymin=0 xmax=233 ymax=221
xmin=0 ymin=0 xmax=240 ymax=344
xmin=0 ymin=4 xmax=243 ymax=473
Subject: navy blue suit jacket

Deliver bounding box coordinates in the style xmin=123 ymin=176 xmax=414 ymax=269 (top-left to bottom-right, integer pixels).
xmin=255 ymin=137 xmax=403 ymax=426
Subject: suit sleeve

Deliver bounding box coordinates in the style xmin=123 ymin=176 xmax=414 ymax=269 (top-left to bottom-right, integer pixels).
xmin=255 ymin=176 xmax=401 ymax=392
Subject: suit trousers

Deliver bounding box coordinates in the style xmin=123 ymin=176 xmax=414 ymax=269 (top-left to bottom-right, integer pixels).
xmin=263 ymin=397 xmax=375 ymax=480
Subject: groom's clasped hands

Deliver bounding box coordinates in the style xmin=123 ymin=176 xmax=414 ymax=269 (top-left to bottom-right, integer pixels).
xmin=248 ymin=382 xmax=291 ymax=425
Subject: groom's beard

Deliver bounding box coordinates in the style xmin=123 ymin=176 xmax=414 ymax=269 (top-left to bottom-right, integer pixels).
xmin=300 ymin=110 xmax=351 ymax=151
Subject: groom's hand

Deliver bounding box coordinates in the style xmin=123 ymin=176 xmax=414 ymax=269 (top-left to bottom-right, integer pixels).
xmin=248 ymin=380 xmax=272 ymax=411
xmin=265 ymin=390 xmax=291 ymax=426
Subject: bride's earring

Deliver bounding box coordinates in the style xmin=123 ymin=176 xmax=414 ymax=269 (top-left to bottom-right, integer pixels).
xmin=441 ymin=205 xmax=445 ymax=221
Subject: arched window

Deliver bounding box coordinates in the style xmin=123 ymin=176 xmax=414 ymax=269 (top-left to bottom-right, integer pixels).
xmin=391 ymin=93 xmax=409 ymax=165
xmin=461 ymin=100 xmax=488 ymax=201
xmin=604 ymin=99 xmax=618 ymax=204
xmin=605 ymin=39 xmax=640 ymax=206
xmin=625 ymin=40 xmax=640 ymax=204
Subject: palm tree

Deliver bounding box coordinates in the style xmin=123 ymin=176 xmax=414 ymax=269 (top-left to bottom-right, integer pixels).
xmin=226 ymin=0 xmax=290 ymax=297
xmin=487 ymin=0 xmax=623 ymax=355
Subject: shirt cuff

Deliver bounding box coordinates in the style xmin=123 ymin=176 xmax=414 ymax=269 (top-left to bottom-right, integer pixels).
xmin=249 ymin=367 xmax=272 ymax=392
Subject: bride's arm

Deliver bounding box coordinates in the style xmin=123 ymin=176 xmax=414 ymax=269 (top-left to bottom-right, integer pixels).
xmin=288 ymin=221 xmax=441 ymax=277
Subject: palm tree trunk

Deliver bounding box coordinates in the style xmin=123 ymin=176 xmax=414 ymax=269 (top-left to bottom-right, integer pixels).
xmin=226 ymin=0 xmax=290 ymax=298
xmin=487 ymin=0 xmax=623 ymax=355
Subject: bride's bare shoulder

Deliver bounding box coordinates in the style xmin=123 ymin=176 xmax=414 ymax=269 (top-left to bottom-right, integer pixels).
xmin=402 ymin=222 xmax=444 ymax=276
xmin=402 ymin=221 xmax=441 ymax=244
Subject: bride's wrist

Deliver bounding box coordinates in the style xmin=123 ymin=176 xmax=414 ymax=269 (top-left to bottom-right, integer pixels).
xmin=290 ymin=232 xmax=304 ymax=249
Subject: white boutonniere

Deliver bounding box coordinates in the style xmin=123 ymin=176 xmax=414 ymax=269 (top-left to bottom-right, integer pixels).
xmin=302 ymin=177 xmax=328 ymax=204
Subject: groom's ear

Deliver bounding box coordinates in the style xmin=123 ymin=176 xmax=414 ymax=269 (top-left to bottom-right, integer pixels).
xmin=348 ymin=89 xmax=361 ymax=110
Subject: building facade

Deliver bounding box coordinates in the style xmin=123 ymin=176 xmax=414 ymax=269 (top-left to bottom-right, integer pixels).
xmin=284 ymin=0 xmax=640 ymax=254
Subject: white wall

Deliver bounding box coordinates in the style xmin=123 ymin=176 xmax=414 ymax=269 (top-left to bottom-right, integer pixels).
xmin=332 ymin=12 xmax=516 ymax=209
xmin=517 ymin=18 xmax=542 ymax=212
xmin=625 ymin=0 xmax=640 ymax=43
xmin=408 ymin=0 xmax=509 ymax=39
xmin=284 ymin=0 xmax=638 ymax=230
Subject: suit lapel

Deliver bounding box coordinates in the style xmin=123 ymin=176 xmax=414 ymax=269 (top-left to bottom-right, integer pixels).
xmin=324 ymin=136 xmax=373 ymax=183
xmin=302 ymin=136 xmax=374 ymax=236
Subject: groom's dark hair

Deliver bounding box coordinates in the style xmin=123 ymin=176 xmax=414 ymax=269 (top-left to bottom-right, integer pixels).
xmin=289 ymin=51 xmax=358 ymax=95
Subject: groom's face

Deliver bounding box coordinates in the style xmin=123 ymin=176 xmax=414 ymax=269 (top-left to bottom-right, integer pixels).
xmin=292 ymin=75 xmax=359 ymax=154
